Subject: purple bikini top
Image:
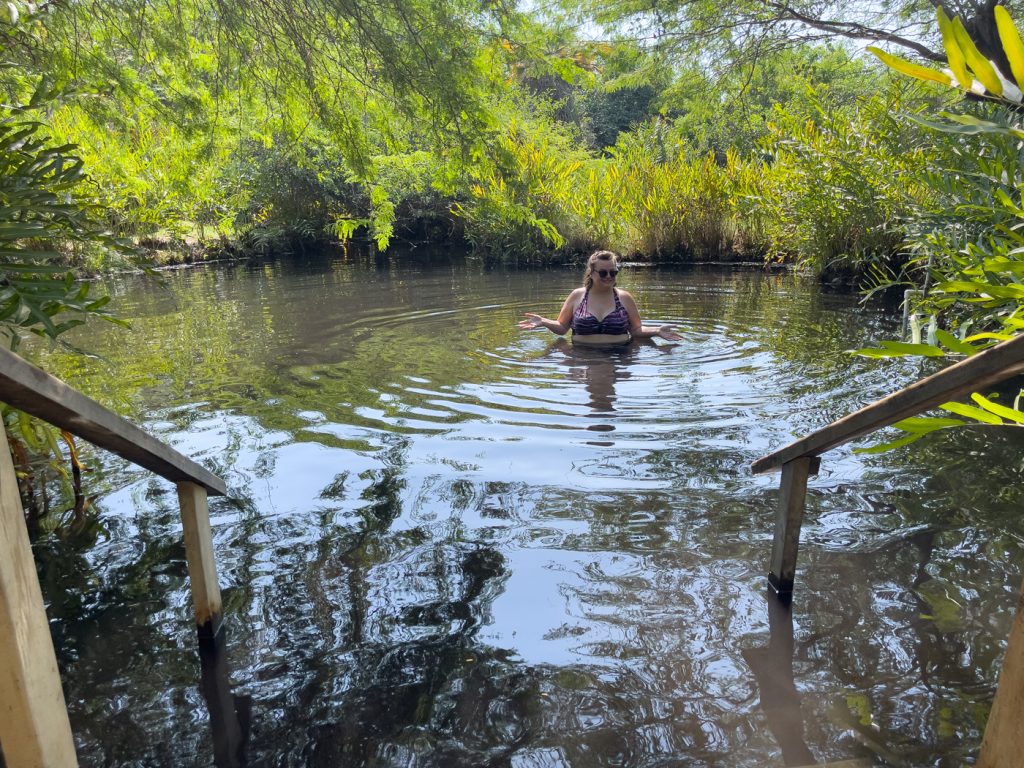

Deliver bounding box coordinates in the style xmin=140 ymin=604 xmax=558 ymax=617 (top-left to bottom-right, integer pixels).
xmin=572 ymin=289 xmax=630 ymax=335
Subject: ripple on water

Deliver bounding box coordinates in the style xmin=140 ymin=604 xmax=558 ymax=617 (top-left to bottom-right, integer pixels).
xmin=35 ymin=261 xmax=1012 ymax=767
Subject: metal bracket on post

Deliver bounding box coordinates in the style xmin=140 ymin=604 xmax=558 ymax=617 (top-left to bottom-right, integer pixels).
xmin=767 ymin=456 xmax=820 ymax=601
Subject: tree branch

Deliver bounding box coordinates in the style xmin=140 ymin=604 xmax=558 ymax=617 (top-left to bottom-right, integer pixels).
xmin=766 ymin=1 xmax=946 ymax=62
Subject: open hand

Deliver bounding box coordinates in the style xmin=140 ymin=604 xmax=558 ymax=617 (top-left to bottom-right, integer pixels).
xmin=658 ymin=325 xmax=683 ymax=341
xmin=518 ymin=313 xmax=546 ymax=330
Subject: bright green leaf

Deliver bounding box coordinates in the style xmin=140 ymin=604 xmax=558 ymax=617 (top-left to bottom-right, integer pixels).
xmin=894 ymin=416 xmax=967 ymax=432
xmin=940 ymin=401 xmax=1004 ymax=424
xmin=879 ymin=340 xmax=946 ymax=357
xmin=935 ymin=329 xmax=978 ymax=355
xmin=867 ymin=47 xmax=953 ymax=87
xmin=971 ymin=393 xmax=1024 ymax=423
xmin=854 ymin=432 xmax=928 ymax=454
xmin=996 ymin=5 xmax=1024 ymax=94
xmin=952 ymin=15 xmax=1003 ymax=95
xmin=937 ymin=7 xmax=972 ymax=88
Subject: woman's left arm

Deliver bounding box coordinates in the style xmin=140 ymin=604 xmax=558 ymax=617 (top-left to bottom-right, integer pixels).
xmin=621 ymin=291 xmax=683 ymax=341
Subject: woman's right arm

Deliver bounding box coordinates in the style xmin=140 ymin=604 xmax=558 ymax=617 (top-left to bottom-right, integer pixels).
xmin=518 ymin=289 xmax=580 ymax=335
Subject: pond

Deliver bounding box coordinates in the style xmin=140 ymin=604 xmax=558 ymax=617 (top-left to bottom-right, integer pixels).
xmin=23 ymin=251 xmax=1024 ymax=767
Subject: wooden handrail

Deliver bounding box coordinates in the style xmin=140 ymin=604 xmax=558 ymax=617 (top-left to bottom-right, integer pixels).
xmin=2 ymin=347 xmax=228 ymax=765
xmin=750 ymin=331 xmax=1024 ymax=765
xmin=0 ymin=346 xmax=226 ymax=496
xmin=751 ymin=333 xmax=1024 ymax=475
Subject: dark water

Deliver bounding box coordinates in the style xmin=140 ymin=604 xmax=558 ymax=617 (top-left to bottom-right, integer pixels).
xmin=24 ymin=253 xmax=1024 ymax=767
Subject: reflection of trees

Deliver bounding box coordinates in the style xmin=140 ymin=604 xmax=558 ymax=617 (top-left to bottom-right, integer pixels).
xmin=250 ymin=504 xmax=519 ymax=763
xmin=31 ymin=482 xmax=242 ymax=763
xmin=775 ymin=511 xmax=1018 ymax=764
xmin=298 ymin=545 xmax=515 ymax=765
xmin=21 ymin=257 xmax=1024 ymax=764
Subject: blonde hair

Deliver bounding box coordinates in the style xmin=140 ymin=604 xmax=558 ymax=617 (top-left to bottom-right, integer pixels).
xmin=583 ymin=250 xmax=620 ymax=290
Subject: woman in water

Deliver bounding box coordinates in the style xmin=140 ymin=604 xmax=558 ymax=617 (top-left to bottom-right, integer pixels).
xmin=518 ymin=250 xmax=683 ymax=345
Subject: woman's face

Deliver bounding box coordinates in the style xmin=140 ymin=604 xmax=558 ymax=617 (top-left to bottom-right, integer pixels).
xmin=592 ymin=258 xmax=619 ymax=285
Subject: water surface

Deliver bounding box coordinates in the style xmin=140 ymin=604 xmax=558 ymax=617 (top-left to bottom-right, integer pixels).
xmin=27 ymin=253 xmax=1024 ymax=766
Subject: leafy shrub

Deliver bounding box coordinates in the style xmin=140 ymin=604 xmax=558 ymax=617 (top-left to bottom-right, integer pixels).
xmin=751 ymin=87 xmax=933 ymax=276
xmin=0 ymin=77 xmax=135 ymax=529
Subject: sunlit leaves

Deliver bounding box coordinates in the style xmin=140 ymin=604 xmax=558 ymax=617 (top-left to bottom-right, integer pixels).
xmin=751 ymin=86 xmax=923 ymax=273
xmin=0 ymin=110 xmax=132 ymax=350
xmin=996 ymin=5 xmax=1024 ymax=89
xmin=866 ymin=47 xmax=951 ymax=88
xmin=949 ymin=12 xmax=1002 ymax=96
xmin=855 ymin=341 xmax=946 ymax=358
xmin=870 ymin=5 xmax=1024 ymax=102
xmin=933 ymin=329 xmax=977 ymax=356
xmin=855 ymin=390 xmax=1024 ymax=455
xmin=937 ymin=8 xmax=971 ymax=89
xmin=970 ymin=391 xmax=1024 ymax=423
xmin=940 ymin=401 xmax=1002 ymax=423
xmin=853 ymin=324 xmax=1001 ymax=360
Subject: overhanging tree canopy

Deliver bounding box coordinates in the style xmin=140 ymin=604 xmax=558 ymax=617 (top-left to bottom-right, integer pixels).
xmin=570 ymin=0 xmax=1024 ymax=78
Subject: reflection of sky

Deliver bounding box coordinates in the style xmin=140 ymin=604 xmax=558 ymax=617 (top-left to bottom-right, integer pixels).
xmin=40 ymin=262 xmax=1023 ymax=766
xmin=484 ymin=547 xmax=631 ymax=666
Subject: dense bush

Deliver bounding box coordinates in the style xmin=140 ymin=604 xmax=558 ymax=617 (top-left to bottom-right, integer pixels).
xmin=749 ymin=86 xmax=937 ymax=277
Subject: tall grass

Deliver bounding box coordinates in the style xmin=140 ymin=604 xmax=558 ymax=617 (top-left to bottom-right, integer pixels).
xmin=455 ymin=120 xmax=766 ymax=260
xmin=456 ymin=84 xmax=950 ymax=279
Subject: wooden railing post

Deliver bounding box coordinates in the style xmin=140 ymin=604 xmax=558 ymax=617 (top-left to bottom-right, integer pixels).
xmin=768 ymin=456 xmax=820 ymax=599
xmin=0 ymin=428 xmax=78 ymax=766
xmin=978 ymin=575 xmax=1024 ymax=767
xmin=177 ymin=481 xmax=223 ymax=639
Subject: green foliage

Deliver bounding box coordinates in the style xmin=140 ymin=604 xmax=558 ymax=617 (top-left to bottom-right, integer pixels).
xmin=868 ymin=5 xmax=1024 ymax=102
xmin=750 ymin=86 xmax=931 ymax=274
xmin=453 ymin=117 xmax=582 ymax=256
xmin=579 ymin=84 xmax=660 ymax=150
xmin=855 ymin=390 xmax=1024 ymax=454
xmin=50 ymin=106 xmax=244 ymax=242
xmin=607 ymin=128 xmax=761 ymax=257
xmin=568 ymin=0 xmax=973 ymax=84
xmin=232 ymin=138 xmax=363 ymax=252
xmin=893 ymin=107 xmax=1024 ymax=338
xmin=0 ymin=0 xmax=529 ymax=251
xmin=0 ymin=27 xmax=138 ymax=529
xmin=452 ymin=114 xmax=765 ymax=259
xmin=0 ymin=84 xmax=132 ymax=350
xmin=2 ymin=407 xmax=93 ymax=532
xmin=668 ymin=45 xmax=880 ymax=156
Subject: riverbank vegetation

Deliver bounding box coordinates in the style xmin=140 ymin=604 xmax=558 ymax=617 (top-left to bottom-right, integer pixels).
xmin=6 ymin=0 xmax=1024 ymax=495
xmin=0 ymin=0 xmax=999 ymax=280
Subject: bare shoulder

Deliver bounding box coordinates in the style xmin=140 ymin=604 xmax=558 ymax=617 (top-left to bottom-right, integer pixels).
xmin=617 ymin=289 xmax=639 ymax=307
xmin=560 ymin=286 xmax=585 ymax=313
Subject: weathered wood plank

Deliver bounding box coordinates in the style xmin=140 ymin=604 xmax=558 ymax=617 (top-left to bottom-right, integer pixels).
xmin=0 ymin=429 xmax=78 ymax=766
xmin=177 ymin=481 xmax=223 ymax=638
xmin=752 ymin=334 xmax=1024 ymax=474
xmin=0 ymin=346 xmax=226 ymax=495
xmin=977 ymin=575 xmax=1024 ymax=768
xmin=768 ymin=457 xmax=819 ymax=597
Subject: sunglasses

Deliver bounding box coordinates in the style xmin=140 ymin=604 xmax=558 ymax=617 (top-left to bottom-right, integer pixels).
xmin=596 ymin=269 xmax=619 ymax=278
